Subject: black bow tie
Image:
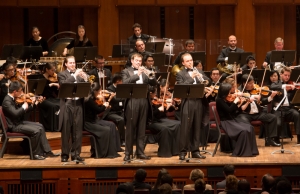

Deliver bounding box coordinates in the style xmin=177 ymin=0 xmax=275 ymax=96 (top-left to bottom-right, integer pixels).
xmin=70 ymin=71 xmax=75 ymax=74
xmin=97 ymin=69 xmax=103 ymax=72
xmin=186 ymin=68 xmax=193 ymax=72
xmin=133 ymin=67 xmax=138 ymax=71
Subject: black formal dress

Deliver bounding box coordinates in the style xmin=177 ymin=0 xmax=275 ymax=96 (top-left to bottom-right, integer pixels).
xmin=128 ymin=34 xmax=150 ymax=45
xmin=58 ymin=70 xmax=85 ymax=159
xmin=66 ymin=39 xmax=93 ymax=50
xmin=37 ymin=75 xmax=60 ymax=132
xmin=105 ymin=84 xmax=125 ymax=142
xmin=84 ymin=97 xmax=119 ymax=158
xmin=88 ymin=67 xmax=112 ymax=87
xmin=148 ymin=103 xmax=180 ymax=157
xmin=121 ymin=66 xmax=157 ymax=156
xmin=216 ymin=98 xmax=259 ymax=157
xmin=2 ymin=95 xmax=52 ymax=155
xmin=176 ymin=68 xmax=203 ymax=155
xmin=26 ymin=37 xmax=49 ymax=53
xmin=0 ymin=78 xmax=10 ymax=105
xmin=216 ymin=47 xmax=244 ymax=64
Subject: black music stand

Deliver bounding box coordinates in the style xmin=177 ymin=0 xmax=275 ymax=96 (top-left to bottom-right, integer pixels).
xmin=173 ymin=84 xmax=205 ymax=163
xmin=152 ymin=53 xmax=166 ymax=68
xmin=58 ymin=82 xmax=90 ymax=165
xmin=242 ymin=69 xmax=271 ymax=85
xmin=228 ymin=52 xmax=253 ymax=65
xmin=290 ymin=69 xmax=300 ymax=81
xmin=21 ymin=46 xmax=43 ymax=61
xmin=271 ymin=50 xmax=296 ymax=67
xmin=145 ymin=42 xmax=165 ymax=53
xmin=291 ymin=90 xmax=300 ymax=147
xmin=191 ymin=52 xmax=206 ymax=66
xmin=1 ymin=44 xmax=23 ymax=60
xmin=116 ymin=84 xmax=148 ymax=164
xmin=74 ymin=46 xmax=98 ymax=62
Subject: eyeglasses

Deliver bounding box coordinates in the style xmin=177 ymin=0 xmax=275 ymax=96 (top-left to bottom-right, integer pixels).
xmin=96 ymin=62 xmax=105 ymax=64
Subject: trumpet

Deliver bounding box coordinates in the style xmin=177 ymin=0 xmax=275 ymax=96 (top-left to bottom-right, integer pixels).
xmin=193 ymin=67 xmax=209 ymax=85
xmin=139 ymin=66 xmax=155 ymax=79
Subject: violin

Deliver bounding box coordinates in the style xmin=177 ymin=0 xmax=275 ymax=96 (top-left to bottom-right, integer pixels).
xmin=287 ymin=81 xmax=300 ymax=90
xmin=48 ymin=73 xmax=58 ymax=83
xmin=225 ymin=93 xmax=236 ymax=103
xmin=250 ymin=84 xmax=282 ymax=96
xmin=15 ymin=93 xmax=33 ymax=105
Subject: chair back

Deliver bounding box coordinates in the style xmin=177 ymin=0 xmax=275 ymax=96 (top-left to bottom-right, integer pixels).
xmin=134 ymin=189 xmax=150 ymax=194
xmin=0 ymin=107 xmax=8 ymax=136
xmin=212 ymin=106 xmax=221 ymax=128
xmin=209 ymin=102 xmax=216 ymax=122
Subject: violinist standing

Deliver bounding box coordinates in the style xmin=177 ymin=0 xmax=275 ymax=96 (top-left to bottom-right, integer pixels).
xmin=237 ymin=74 xmax=280 ymax=146
xmin=270 ymin=67 xmax=300 ymax=144
xmin=58 ymin=56 xmax=86 ymax=162
xmin=88 ymin=55 xmax=112 ymax=87
xmin=2 ymin=81 xmax=59 ymax=160
xmin=38 ymin=63 xmax=60 ymax=132
xmin=216 ymin=83 xmax=259 ymax=157
xmin=176 ymin=53 xmax=206 ymax=160
xmin=0 ymin=62 xmax=15 ymax=105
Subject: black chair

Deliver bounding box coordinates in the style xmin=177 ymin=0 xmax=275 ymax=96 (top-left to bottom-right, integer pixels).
xmin=82 ymin=130 xmax=99 ymax=158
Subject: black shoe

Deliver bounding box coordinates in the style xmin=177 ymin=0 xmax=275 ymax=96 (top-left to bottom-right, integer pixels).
xmin=91 ymin=153 xmax=96 ymax=158
xmin=192 ymin=153 xmax=206 ymax=159
xmin=273 ymin=137 xmax=280 ymax=144
xmin=71 ymin=156 xmax=85 ymax=162
xmin=179 ymin=153 xmax=186 ymax=160
xmin=123 ymin=155 xmax=130 ymax=161
xmin=61 ymin=156 xmax=68 ymax=162
xmin=265 ymin=139 xmax=281 ymax=147
xmin=44 ymin=151 xmax=60 ymax=158
xmin=136 ymin=154 xmax=151 ymax=160
xmin=33 ymin=155 xmax=45 ymax=160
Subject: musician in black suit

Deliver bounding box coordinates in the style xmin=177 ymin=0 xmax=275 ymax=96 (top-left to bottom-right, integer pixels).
xmin=105 ymin=74 xmax=126 ymax=146
xmin=2 ymin=81 xmax=58 ymax=160
xmin=176 ymin=53 xmax=206 ymax=160
xmin=127 ymin=23 xmax=150 ymax=45
xmin=58 ymin=55 xmax=87 ymax=162
xmin=121 ymin=53 xmax=157 ymax=161
xmin=88 ymin=55 xmax=112 ymax=87
xmin=173 ymin=39 xmax=196 ymax=67
xmin=125 ymin=39 xmax=152 ymax=68
xmin=216 ymin=35 xmax=244 ymax=64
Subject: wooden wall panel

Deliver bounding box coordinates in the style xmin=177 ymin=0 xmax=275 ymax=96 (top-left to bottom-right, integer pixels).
xmin=197 ymin=0 xmax=237 ymax=4
xmin=117 ymin=0 xmax=155 ymax=6
xmin=118 ymin=7 xmax=135 ymax=42
xmin=219 ymin=6 xmax=235 ymax=39
xmin=10 ymin=8 xmax=24 ymax=45
xmin=59 ymin=0 xmax=99 ymax=7
xmin=284 ymin=6 xmax=297 ymax=63
xmin=83 ymin=8 xmax=98 ymax=46
xmin=18 ymin=0 xmax=58 ymax=7
xmin=147 ymin=7 xmax=161 ymax=38
xmin=57 ymin=8 xmax=71 ymax=32
xmin=252 ymin=0 xmax=293 ymax=4
xmin=270 ymin=6 xmax=285 ymax=48
xmin=157 ymin=0 xmax=196 ymax=5
xmin=165 ymin=7 xmax=190 ymax=39
xmin=0 ymin=0 xmax=17 ymax=6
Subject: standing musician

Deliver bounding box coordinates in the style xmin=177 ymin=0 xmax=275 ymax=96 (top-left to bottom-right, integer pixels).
xmin=173 ymin=39 xmax=195 ymax=67
xmin=2 ymin=81 xmax=59 ymax=160
xmin=176 ymin=53 xmax=206 ymax=160
xmin=84 ymin=82 xmax=121 ymax=158
xmin=125 ymin=39 xmax=152 ymax=68
xmin=0 ymin=62 xmax=16 ymax=105
xmin=121 ymin=53 xmax=157 ymax=161
xmin=58 ymin=55 xmax=87 ymax=162
xmin=105 ymin=74 xmax=126 ymax=147
xmin=26 ymin=26 xmax=49 ymax=56
xmin=270 ymin=66 xmax=300 ymax=144
xmin=148 ymin=84 xmax=180 ymax=157
xmin=37 ymin=63 xmax=60 ymax=132
xmin=127 ymin=23 xmax=150 ymax=45
xmin=62 ymin=25 xmax=93 ymax=56
xmin=88 ymin=55 xmax=112 ymax=87
xmin=237 ymin=74 xmax=280 ymax=146
xmin=216 ymin=35 xmax=244 ymax=64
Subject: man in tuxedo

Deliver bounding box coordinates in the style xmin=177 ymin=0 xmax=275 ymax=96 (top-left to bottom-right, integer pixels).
xmin=127 ymin=23 xmax=150 ymax=45
xmin=121 ymin=53 xmax=157 ymax=161
xmin=173 ymin=39 xmax=196 ymax=67
xmin=262 ymin=37 xmax=286 ymax=70
xmin=105 ymin=74 xmax=125 ymax=146
xmin=176 ymin=53 xmax=206 ymax=160
xmin=88 ymin=55 xmax=112 ymax=87
xmin=58 ymin=55 xmax=87 ymax=162
xmin=2 ymin=81 xmax=59 ymax=160
xmin=125 ymin=39 xmax=152 ymax=68
xmin=216 ymin=35 xmax=244 ymax=64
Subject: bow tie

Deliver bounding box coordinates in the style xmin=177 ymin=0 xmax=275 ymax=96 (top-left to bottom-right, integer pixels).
xmin=133 ymin=67 xmax=138 ymax=71
xmin=70 ymin=71 xmax=75 ymax=74
xmin=186 ymin=68 xmax=193 ymax=72
xmin=97 ymin=69 xmax=103 ymax=72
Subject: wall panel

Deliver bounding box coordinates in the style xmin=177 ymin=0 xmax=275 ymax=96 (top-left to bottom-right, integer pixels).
xmin=118 ymin=7 xmax=135 ymax=42
xmin=59 ymin=0 xmax=99 ymax=7
xmin=18 ymin=0 xmax=58 ymax=7
xmin=157 ymin=0 xmax=196 ymax=5
xmin=147 ymin=7 xmax=161 ymax=38
xmin=197 ymin=0 xmax=237 ymax=4
xmin=219 ymin=6 xmax=235 ymax=39
xmin=83 ymin=8 xmax=98 ymax=46
xmin=0 ymin=0 xmax=17 ymax=6
xmin=10 ymin=8 xmax=24 ymax=45
xmin=252 ymin=0 xmax=293 ymax=4
xmin=117 ymin=0 xmax=155 ymax=6
xmin=270 ymin=6 xmax=285 ymax=48
xmin=165 ymin=7 xmax=190 ymax=39
xmin=284 ymin=6 xmax=297 ymax=63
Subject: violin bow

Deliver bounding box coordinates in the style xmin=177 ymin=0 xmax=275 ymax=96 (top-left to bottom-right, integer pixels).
xmin=257 ymin=65 xmax=268 ymax=97
xmin=161 ymin=72 xmax=170 ymax=108
xmin=241 ymin=66 xmax=255 ymax=93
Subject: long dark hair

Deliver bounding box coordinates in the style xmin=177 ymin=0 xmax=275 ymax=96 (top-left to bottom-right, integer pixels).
xmin=268 ymin=70 xmax=280 ymax=85
xmin=43 ymin=63 xmax=55 ymax=73
xmin=217 ymin=83 xmax=232 ymax=100
xmin=75 ymin=25 xmax=88 ymax=46
xmin=85 ymin=82 xmax=100 ymax=102
xmin=153 ymin=168 xmax=169 ymax=190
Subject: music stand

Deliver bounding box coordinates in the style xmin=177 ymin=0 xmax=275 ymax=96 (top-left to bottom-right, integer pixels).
xmin=173 ymin=84 xmax=205 ymax=163
xmin=290 ymin=69 xmax=300 ymax=81
xmin=191 ymin=52 xmax=206 ymax=66
xmin=116 ymin=84 xmax=148 ymax=164
xmin=271 ymin=50 xmax=296 ymax=66
xmin=21 ymin=46 xmax=43 ymax=61
xmin=58 ymin=82 xmax=91 ymax=165
xmin=242 ymin=69 xmax=271 ymax=85
xmin=152 ymin=53 xmax=166 ymax=68
xmin=228 ymin=52 xmax=252 ymax=65
xmin=145 ymin=42 xmax=165 ymax=53
xmin=1 ymin=44 xmax=23 ymax=60
xmin=74 ymin=46 xmax=98 ymax=62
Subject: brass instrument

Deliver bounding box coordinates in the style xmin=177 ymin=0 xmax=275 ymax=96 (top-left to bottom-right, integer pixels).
xmin=217 ymin=62 xmax=234 ymax=74
xmin=171 ymin=64 xmax=183 ymax=77
xmin=193 ymin=67 xmax=209 ymax=85
xmin=139 ymin=66 xmax=155 ymax=79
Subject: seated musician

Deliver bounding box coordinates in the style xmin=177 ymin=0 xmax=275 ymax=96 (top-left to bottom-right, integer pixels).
xmin=148 ymin=84 xmax=180 ymax=157
xmin=0 ymin=56 xmax=17 ymax=82
xmin=144 ymin=54 xmax=159 ymax=73
xmin=173 ymin=39 xmax=195 ymax=67
xmin=270 ymin=66 xmax=300 ymax=144
xmin=0 ymin=62 xmax=15 ymax=105
xmin=105 ymin=74 xmax=125 ymax=146
xmin=26 ymin=26 xmax=49 ymax=56
xmin=84 ymin=82 xmax=121 ymax=158
xmin=62 ymin=25 xmax=93 ymax=56
xmin=216 ymin=82 xmax=259 ymax=157
xmin=216 ymin=35 xmax=244 ymax=64
xmin=241 ymin=55 xmax=257 ymax=71
xmin=2 ymin=81 xmax=59 ymax=160
xmin=88 ymin=55 xmax=112 ymax=87
xmin=37 ymin=63 xmax=60 ymax=132
xmin=237 ymin=74 xmax=280 ymax=146
xmin=125 ymin=39 xmax=152 ymax=68
xmin=127 ymin=23 xmax=150 ymax=45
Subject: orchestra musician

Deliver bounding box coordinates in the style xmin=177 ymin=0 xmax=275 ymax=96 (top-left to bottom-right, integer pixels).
xmin=62 ymin=25 xmax=93 ymax=56
xmin=2 ymin=81 xmax=59 ymax=160
xmin=210 ymin=68 xmax=221 ymax=86
xmin=0 ymin=62 xmax=15 ymax=105
xmin=216 ymin=82 xmax=259 ymax=157
xmin=176 ymin=53 xmax=205 ymax=160
xmin=127 ymin=23 xmax=150 ymax=45
xmin=148 ymin=84 xmax=180 ymax=157
xmin=216 ymin=35 xmax=244 ymax=64
xmin=270 ymin=66 xmax=300 ymax=144
xmin=84 ymin=82 xmax=121 ymax=158
xmin=26 ymin=26 xmax=49 ymax=56
xmin=37 ymin=63 xmax=60 ymax=132
xmin=121 ymin=53 xmax=157 ymax=161
xmin=241 ymin=55 xmax=257 ymax=71
xmin=88 ymin=55 xmax=112 ymax=87
xmin=58 ymin=55 xmax=87 ymax=162
xmin=173 ymin=39 xmax=195 ymax=67
xmin=125 ymin=39 xmax=152 ymax=68
xmin=237 ymin=74 xmax=280 ymax=146
xmin=105 ymin=74 xmax=126 ymax=147
xmin=144 ymin=54 xmax=159 ymax=73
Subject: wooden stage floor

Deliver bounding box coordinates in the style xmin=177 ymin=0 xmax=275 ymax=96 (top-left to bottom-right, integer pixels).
xmin=0 ymin=132 xmax=299 ymax=169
